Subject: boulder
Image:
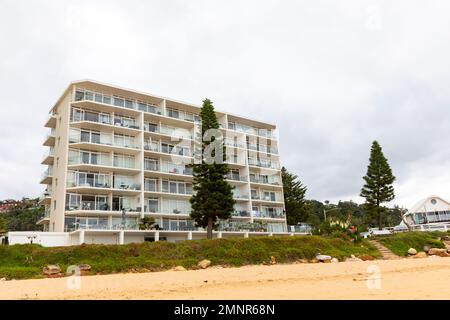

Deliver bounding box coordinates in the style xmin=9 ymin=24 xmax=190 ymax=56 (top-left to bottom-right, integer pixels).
xmin=297 ymin=259 xmax=309 ymax=264
xmin=408 ymin=248 xmax=417 ymax=255
xmin=43 ymin=265 xmax=61 ymax=276
xmin=0 ymin=278 xmax=6 ymax=281
xmin=360 ymin=255 xmax=375 ymax=261
xmin=428 ymin=248 xmax=447 ymax=256
xmin=172 ymin=266 xmax=187 ymax=271
xmin=331 ymin=258 xmax=339 ymax=263
xmin=441 ymin=235 xmax=450 ymax=241
xmin=345 ymin=256 xmax=362 ymax=262
xmin=77 ymin=264 xmax=91 ymax=271
xmin=316 ymin=254 xmax=332 ymax=262
xmin=423 ymin=245 xmax=430 ymax=253
xmin=197 ymin=259 xmax=211 ymax=269
xmin=270 ymin=256 xmax=277 ymax=265
xmin=413 ymin=252 xmax=427 ymax=259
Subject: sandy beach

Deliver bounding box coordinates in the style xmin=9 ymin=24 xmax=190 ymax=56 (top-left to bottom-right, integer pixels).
xmin=1 ymin=257 xmax=450 ymax=300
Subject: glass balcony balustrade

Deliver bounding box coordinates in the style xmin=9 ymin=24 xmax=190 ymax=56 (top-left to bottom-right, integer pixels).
xmin=74 ymin=89 xmax=162 ymax=116
xmin=252 ymin=209 xmax=286 ymax=219
xmin=248 ymin=158 xmax=280 ymax=170
xmin=226 ymin=173 xmax=247 ymax=182
xmin=69 ymin=130 xmax=138 ymax=149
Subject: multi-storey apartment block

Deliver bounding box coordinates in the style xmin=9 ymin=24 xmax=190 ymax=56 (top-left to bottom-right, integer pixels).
xmin=37 ymin=80 xmax=295 ymax=245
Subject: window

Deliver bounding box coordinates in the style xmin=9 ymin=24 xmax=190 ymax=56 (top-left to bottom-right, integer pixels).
xmin=148 ymin=198 xmax=159 ymax=213
xmin=53 ymin=200 xmax=57 ymax=210
xmin=114 ymin=97 xmax=124 ymax=107
xmin=75 ymin=90 xmax=84 ymax=101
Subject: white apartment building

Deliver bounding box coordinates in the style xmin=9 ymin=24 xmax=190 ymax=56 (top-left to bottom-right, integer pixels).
xmin=35 ymin=80 xmax=296 ymax=245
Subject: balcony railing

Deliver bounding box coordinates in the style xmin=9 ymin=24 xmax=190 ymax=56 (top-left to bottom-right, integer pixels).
xmin=248 ymin=159 xmax=280 ymax=170
xmin=144 ymin=123 xmax=193 ymax=140
xmin=252 ymin=210 xmax=286 ymax=219
xmin=232 ymin=210 xmax=251 ymax=217
xmin=226 ymin=174 xmax=247 ymax=182
xmin=144 ymin=184 xmax=193 ymax=195
xmin=227 ymin=123 xmax=276 ymax=139
xmin=218 ymin=221 xmax=269 ymax=232
xmin=233 ymin=194 xmax=249 ymax=200
xmin=144 ymin=162 xmax=193 ymax=176
xmin=74 ymin=89 xmax=162 ymax=116
xmin=247 ymin=144 xmax=278 ymax=154
xmin=69 ymin=132 xmax=139 ymax=149
xmin=249 ymin=176 xmax=281 ymax=185
xmin=144 ymin=143 xmax=192 ymax=157
xmin=41 ymin=167 xmax=53 ymax=179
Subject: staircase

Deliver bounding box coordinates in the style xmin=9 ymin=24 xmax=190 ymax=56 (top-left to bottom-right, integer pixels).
xmin=369 ymin=240 xmax=400 ymax=260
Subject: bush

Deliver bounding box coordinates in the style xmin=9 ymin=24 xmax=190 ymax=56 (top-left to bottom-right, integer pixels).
xmin=0 ymin=236 xmax=380 ymax=280
xmin=378 ymin=231 xmax=447 ymax=256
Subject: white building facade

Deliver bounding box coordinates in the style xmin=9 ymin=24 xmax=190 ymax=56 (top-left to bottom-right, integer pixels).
xmin=27 ymin=80 xmax=301 ymax=246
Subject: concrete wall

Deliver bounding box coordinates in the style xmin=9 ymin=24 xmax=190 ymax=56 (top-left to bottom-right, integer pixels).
xmin=8 ymin=231 xmax=69 ymax=246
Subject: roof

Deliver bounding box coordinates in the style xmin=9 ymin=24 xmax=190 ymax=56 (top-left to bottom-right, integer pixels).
xmin=409 ymin=196 xmax=450 ymax=213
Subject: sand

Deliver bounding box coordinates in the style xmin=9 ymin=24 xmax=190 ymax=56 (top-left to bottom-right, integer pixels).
xmin=1 ymin=257 xmax=450 ymax=300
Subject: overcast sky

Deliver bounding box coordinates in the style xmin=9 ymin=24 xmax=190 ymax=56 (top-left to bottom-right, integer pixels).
xmin=0 ymin=0 xmax=449 ymax=209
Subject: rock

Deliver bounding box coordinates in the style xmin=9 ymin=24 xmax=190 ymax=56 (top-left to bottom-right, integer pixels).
xmin=77 ymin=264 xmax=91 ymax=271
xmin=428 ymin=248 xmax=447 ymax=256
xmin=310 ymin=259 xmax=320 ymax=263
xmin=359 ymin=255 xmax=375 ymax=261
xmin=408 ymin=248 xmax=417 ymax=255
xmin=43 ymin=265 xmax=61 ymax=276
xmin=413 ymin=252 xmax=427 ymax=259
xmin=270 ymin=256 xmax=277 ymax=265
xmin=0 ymin=278 xmax=6 ymax=281
xmin=331 ymin=258 xmax=339 ymax=263
xmin=316 ymin=254 xmax=332 ymax=262
xmin=345 ymin=257 xmax=363 ymax=262
xmin=197 ymin=259 xmax=211 ymax=269
xmin=297 ymin=259 xmax=309 ymax=264
xmin=423 ymin=245 xmax=430 ymax=253
xmin=172 ymin=266 xmax=187 ymax=271
xmin=441 ymin=235 xmax=450 ymax=241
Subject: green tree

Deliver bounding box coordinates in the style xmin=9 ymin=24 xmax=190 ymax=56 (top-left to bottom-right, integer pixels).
xmin=0 ymin=215 xmax=8 ymax=234
xmin=360 ymin=141 xmax=396 ymax=229
xmin=190 ymin=99 xmax=235 ymax=239
xmin=281 ymin=167 xmax=309 ymax=225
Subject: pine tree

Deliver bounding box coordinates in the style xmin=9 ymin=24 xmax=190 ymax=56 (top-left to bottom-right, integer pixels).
xmin=190 ymin=99 xmax=236 ymax=239
xmin=281 ymin=167 xmax=309 ymax=225
xmin=360 ymin=141 xmax=396 ymax=230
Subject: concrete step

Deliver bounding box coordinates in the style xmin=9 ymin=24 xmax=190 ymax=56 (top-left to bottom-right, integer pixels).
xmin=368 ymin=240 xmax=400 ymax=260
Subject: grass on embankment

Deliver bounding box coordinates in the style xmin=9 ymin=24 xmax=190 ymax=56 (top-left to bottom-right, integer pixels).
xmin=377 ymin=231 xmax=448 ymax=256
xmin=0 ymin=235 xmax=380 ymax=280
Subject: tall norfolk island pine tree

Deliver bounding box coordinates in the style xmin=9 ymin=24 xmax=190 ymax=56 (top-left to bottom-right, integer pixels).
xmin=360 ymin=141 xmax=396 ymax=230
xmin=189 ymin=99 xmax=236 ymax=239
xmin=281 ymin=167 xmax=308 ymax=225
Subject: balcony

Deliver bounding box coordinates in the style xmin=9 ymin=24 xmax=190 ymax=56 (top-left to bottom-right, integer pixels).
xmin=144 ymin=161 xmax=193 ymax=176
xmin=44 ymin=113 xmax=57 ymax=128
xmin=247 ymin=144 xmax=278 ymax=155
xmin=144 ymin=183 xmax=193 ymax=196
xmin=43 ymin=128 xmax=56 ymax=147
xmin=38 ymin=190 xmax=52 ymax=205
xmin=231 ymin=210 xmax=251 ymax=218
xmin=69 ymin=132 xmax=139 ymax=151
xmin=248 ymin=158 xmax=280 ymax=170
xmin=218 ymin=221 xmax=269 ymax=232
xmin=74 ymin=89 xmax=162 ymax=116
xmin=37 ymin=207 xmax=51 ymax=225
xmin=40 ymin=167 xmax=53 ymax=184
xmin=144 ymin=142 xmax=192 ymax=158
xmin=233 ymin=194 xmax=249 ymax=201
xmin=252 ymin=210 xmax=286 ymax=219
xmin=144 ymin=123 xmax=193 ymax=140
xmin=70 ymin=110 xmax=141 ymax=134
xmin=249 ymin=176 xmax=281 ymax=186
xmin=41 ymin=147 xmax=55 ymax=165
xmin=227 ymin=123 xmax=277 ymax=140
xmin=226 ymin=173 xmax=247 ymax=182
